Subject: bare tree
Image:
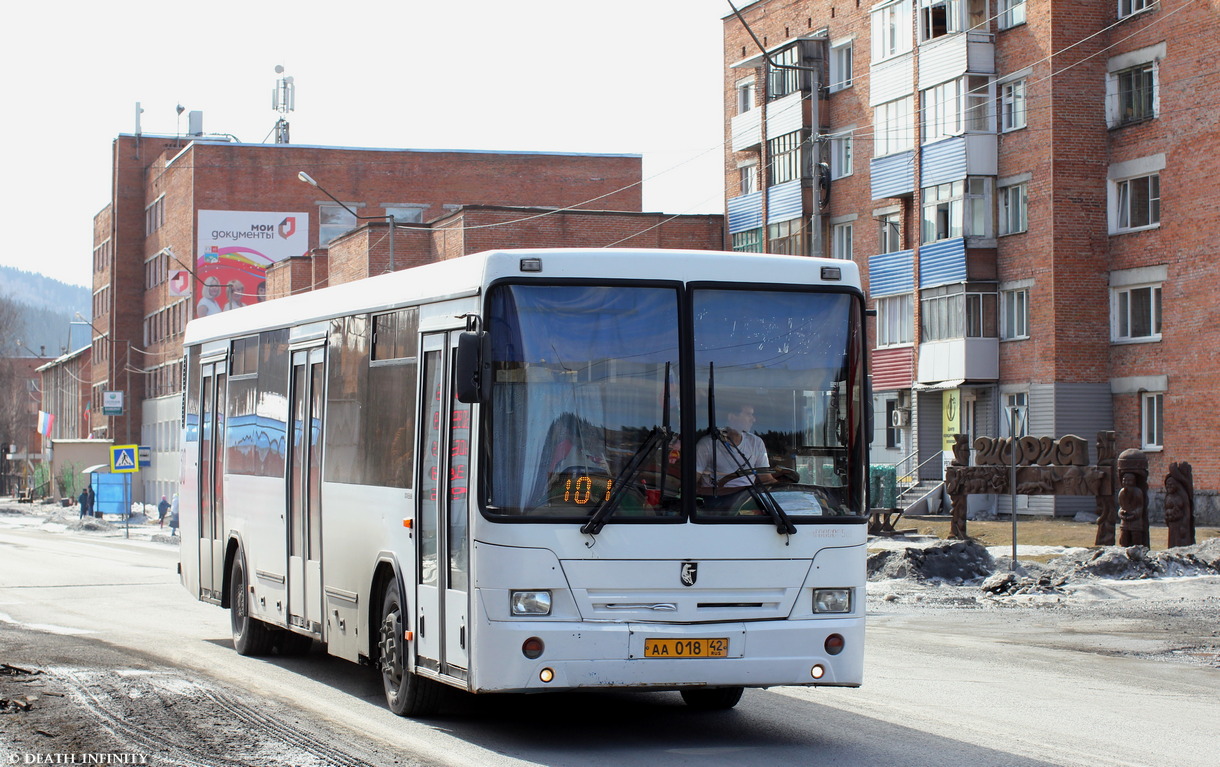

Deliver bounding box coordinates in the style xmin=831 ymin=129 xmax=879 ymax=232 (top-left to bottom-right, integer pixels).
xmin=0 ymin=295 xmax=28 ymax=495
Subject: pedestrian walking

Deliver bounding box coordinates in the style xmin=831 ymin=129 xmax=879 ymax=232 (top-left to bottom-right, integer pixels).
xmin=157 ymin=496 xmax=170 ymax=527
xmin=78 ymin=488 xmax=91 ymax=519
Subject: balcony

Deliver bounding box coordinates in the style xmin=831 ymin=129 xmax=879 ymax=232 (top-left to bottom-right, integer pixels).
xmin=727 ymin=191 xmax=763 ymax=234
xmin=871 ymin=151 xmax=916 ymax=199
xmin=917 ymin=337 xmax=999 ymax=382
xmin=917 ymin=30 xmax=995 ymax=90
xmin=731 ymin=107 xmax=762 ymax=153
xmin=920 ymin=135 xmax=998 ymax=188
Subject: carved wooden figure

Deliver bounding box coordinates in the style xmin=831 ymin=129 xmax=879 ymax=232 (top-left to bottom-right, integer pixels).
xmin=1163 ymin=461 xmax=1195 ymax=548
xmin=1116 ymin=449 xmax=1150 ymax=548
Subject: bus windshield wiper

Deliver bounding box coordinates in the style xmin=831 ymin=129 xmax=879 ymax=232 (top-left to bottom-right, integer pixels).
xmin=706 ymin=363 xmax=796 ymax=537
xmin=582 ymin=363 xmax=672 ymax=536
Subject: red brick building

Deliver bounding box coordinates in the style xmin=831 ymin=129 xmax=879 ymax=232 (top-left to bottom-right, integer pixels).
xmin=92 ymin=134 xmax=724 ymax=502
xmin=722 ymin=0 xmax=1219 ymax=522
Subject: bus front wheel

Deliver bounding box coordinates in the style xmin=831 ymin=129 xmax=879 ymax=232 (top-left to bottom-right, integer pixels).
xmin=230 ymin=551 xmax=273 ymax=656
xmin=680 ymin=686 xmax=744 ymax=711
xmin=378 ymin=584 xmax=441 ymax=717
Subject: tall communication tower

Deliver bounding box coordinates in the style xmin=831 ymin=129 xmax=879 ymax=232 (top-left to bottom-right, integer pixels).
xmin=272 ymin=65 xmax=295 ymax=144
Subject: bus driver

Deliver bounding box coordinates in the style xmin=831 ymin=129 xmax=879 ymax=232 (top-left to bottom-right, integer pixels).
xmin=695 ymin=401 xmax=778 ymax=509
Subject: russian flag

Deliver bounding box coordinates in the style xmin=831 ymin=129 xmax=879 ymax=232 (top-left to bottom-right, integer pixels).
xmin=37 ymin=410 xmax=55 ymax=438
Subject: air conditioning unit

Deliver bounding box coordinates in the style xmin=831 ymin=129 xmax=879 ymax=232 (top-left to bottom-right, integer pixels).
xmin=891 ymin=408 xmax=910 ymax=427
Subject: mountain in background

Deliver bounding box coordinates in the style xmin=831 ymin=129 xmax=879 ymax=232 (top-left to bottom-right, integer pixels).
xmin=0 ymin=266 xmax=92 ymax=359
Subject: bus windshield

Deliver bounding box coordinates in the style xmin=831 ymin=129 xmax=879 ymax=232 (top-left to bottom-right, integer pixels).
xmin=484 ymin=283 xmax=865 ymax=520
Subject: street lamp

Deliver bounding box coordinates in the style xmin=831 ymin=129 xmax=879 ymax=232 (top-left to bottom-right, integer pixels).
xmin=297 ymin=171 xmax=395 ymax=272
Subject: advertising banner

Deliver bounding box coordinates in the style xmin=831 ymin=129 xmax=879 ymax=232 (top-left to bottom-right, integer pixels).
xmin=195 ymin=210 xmax=309 ymax=317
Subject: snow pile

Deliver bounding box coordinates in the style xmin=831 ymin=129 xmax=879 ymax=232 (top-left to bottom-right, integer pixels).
xmin=1044 ymin=537 xmax=1220 ymax=580
xmin=980 ymin=571 xmax=1068 ymax=597
xmin=867 ymin=540 xmax=995 ymax=584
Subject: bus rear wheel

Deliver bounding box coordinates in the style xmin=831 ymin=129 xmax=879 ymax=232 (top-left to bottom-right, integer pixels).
xmin=378 ymin=584 xmax=441 ymax=717
xmin=680 ymin=686 xmax=744 ymax=711
xmin=229 ymin=551 xmax=273 ymax=656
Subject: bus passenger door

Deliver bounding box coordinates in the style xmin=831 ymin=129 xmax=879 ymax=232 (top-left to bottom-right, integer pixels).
xmin=287 ymin=346 xmax=325 ymax=635
xmin=198 ymin=359 xmax=226 ymax=602
xmin=416 ymin=332 xmax=471 ymax=679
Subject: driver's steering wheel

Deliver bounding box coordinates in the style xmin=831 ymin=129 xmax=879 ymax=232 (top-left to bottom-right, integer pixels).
xmin=718 ymin=466 xmax=800 ymax=485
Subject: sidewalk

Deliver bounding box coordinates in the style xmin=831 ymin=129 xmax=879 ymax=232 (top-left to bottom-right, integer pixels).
xmin=0 ymin=497 xmax=179 ymax=545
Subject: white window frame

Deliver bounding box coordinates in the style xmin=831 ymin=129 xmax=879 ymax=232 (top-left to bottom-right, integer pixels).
xmin=1141 ymin=391 xmax=1164 ymax=450
xmin=1106 ymin=44 xmax=1163 ymax=128
xmin=831 ymin=221 xmax=853 ymax=260
xmin=1111 ymin=283 xmax=1162 ymax=342
xmin=1119 ymin=0 xmax=1154 ymax=20
xmin=998 ymin=0 xmax=1026 ymax=29
xmin=736 ymin=77 xmax=756 ymax=114
xmin=829 ymin=130 xmax=854 ymax=179
xmin=871 ymin=0 xmax=914 ymax=62
xmin=875 ymin=97 xmax=915 ymax=157
xmin=876 ymin=293 xmax=915 ymax=347
xmin=830 ymin=40 xmax=854 ymax=92
xmin=923 ymin=76 xmax=991 ymax=143
xmin=768 ymin=131 xmax=804 ymax=186
xmin=1107 ymin=154 xmax=1164 ymax=234
xmin=1000 ymin=79 xmax=1027 ymax=131
xmin=1000 ymin=286 xmax=1030 ymax=340
xmin=1116 ymin=174 xmax=1161 ymax=232
xmin=998 ymin=181 xmax=1028 ymax=236
xmin=919 ymin=0 xmax=963 ymax=42
xmin=921 ymin=181 xmax=964 ymax=243
xmin=879 ymin=212 xmax=903 ymax=253
xmin=738 ymin=162 xmax=759 ymax=195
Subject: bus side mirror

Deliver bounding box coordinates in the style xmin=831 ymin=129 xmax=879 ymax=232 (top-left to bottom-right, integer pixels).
xmin=455 ymin=331 xmax=491 ymax=403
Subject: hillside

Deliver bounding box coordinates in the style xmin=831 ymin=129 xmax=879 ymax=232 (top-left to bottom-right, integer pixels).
xmin=0 ymin=266 xmax=92 ymax=358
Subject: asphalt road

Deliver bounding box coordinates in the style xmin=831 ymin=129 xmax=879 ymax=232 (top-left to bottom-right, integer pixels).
xmin=2 ymin=516 xmax=1218 ymax=766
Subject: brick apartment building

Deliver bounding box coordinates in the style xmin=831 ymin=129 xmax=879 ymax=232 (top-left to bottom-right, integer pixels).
xmin=90 ymin=132 xmax=724 ymax=502
xmin=723 ymin=0 xmax=1219 ymax=520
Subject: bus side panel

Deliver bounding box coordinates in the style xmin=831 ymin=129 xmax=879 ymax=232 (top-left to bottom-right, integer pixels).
xmin=179 ymin=441 xmax=201 ymax=598
xmin=225 ymin=474 xmax=289 ymax=628
xmin=320 ymin=481 xmax=415 ymax=663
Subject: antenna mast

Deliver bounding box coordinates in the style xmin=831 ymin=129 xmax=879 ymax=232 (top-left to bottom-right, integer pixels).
xmin=272 ymin=65 xmax=295 ymax=144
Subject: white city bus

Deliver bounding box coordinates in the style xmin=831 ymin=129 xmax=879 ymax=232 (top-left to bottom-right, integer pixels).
xmin=179 ymin=248 xmax=870 ymax=715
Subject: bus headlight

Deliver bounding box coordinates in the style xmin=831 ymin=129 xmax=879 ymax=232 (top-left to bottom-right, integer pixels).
xmin=813 ymin=588 xmax=852 ymax=613
xmin=510 ymin=590 xmax=553 ymax=616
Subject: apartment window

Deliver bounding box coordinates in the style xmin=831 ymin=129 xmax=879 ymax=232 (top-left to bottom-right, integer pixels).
xmin=145 ymin=250 xmax=170 ymax=289
xmin=998 ymin=182 xmax=1028 ymax=235
xmin=1001 ymin=80 xmax=1027 ymax=131
xmin=829 ymin=132 xmax=853 ymax=179
xmin=1115 ymin=63 xmax=1156 ymax=125
xmin=1141 ymin=392 xmax=1163 ymax=450
xmin=739 ymin=163 xmax=759 ymax=195
xmin=736 ymin=77 xmax=756 ymax=114
xmin=919 ymin=0 xmax=962 ymax=42
xmin=768 ymin=45 xmax=802 ymax=100
xmin=876 ymin=293 xmax=915 ymax=346
xmin=732 ymin=228 xmax=763 ymax=253
xmin=923 ymin=76 xmax=991 ymax=142
xmin=1004 ymin=392 xmax=1028 ymax=437
xmin=875 ymin=97 xmax=915 ymax=156
xmin=768 ymin=131 xmax=804 ymax=185
xmin=872 ymin=0 xmax=914 ymax=62
xmin=384 ymin=205 xmax=426 ymax=224
xmin=998 ymin=0 xmax=1026 ymax=29
xmin=1119 ymin=0 xmax=1153 ymax=20
xmin=1001 ymin=288 xmax=1030 ymax=340
xmin=1112 ymin=284 xmax=1162 ymax=341
xmin=831 ymin=223 xmax=853 ymax=260
xmin=1115 ymin=174 xmax=1160 ymax=231
xmin=145 ymin=196 xmax=165 ymax=236
xmin=922 ymin=179 xmax=991 ymax=242
xmin=830 ymin=41 xmax=853 ymax=92
xmin=319 ymin=204 xmax=357 ymax=246
xmin=922 ymin=181 xmax=963 ymax=243
xmin=879 ymin=213 xmax=903 ymax=253
xmin=921 ymin=285 xmax=996 ymax=341
xmin=885 ymin=400 xmax=905 ymax=449
xmin=768 ymin=218 xmax=806 ymax=256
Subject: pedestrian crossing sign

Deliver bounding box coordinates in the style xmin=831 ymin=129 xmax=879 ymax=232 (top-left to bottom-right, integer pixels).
xmin=111 ymin=445 xmax=139 ymax=473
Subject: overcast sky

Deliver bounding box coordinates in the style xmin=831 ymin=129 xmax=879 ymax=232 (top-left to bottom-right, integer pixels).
xmin=1 ymin=1 xmax=730 ymax=289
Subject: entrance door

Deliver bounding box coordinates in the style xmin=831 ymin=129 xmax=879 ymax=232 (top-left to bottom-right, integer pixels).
xmin=416 ymin=332 xmax=472 ymax=678
xmin=198 ymin=359 xmax=227 ymax=601
xmin=287 ymin=346 xmax=325 ymax=635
